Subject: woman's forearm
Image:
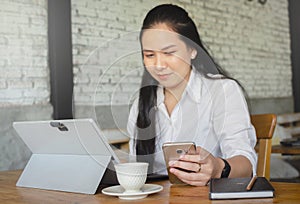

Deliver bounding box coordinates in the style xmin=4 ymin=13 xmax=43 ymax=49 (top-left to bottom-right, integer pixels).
xmin=227 ymin=155 xmax=253 ymax=178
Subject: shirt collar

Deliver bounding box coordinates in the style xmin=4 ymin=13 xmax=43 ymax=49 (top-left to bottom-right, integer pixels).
xmin=157 ymin=68 xmax=202 ymax=106
xmin=184 ymin=68 xmax=202 ymax=103
xmin=157 ymin=85 xmax=164 ymax=106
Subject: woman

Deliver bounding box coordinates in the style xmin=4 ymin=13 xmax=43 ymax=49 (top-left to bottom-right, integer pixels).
xmin=127 ymin=4 xmax=257 ymax=186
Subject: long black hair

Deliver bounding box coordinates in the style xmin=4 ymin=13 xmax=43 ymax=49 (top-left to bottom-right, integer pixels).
xmin=135 ymin=4 xmax=236 ymax=172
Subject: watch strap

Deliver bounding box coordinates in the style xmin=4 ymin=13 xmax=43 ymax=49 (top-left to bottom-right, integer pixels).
xmin=220 ymin=158 xmax=231 ymax=178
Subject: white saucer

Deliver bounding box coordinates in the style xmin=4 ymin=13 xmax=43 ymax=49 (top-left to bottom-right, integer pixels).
xmin=101 ymin=184 xmax=163 ymax=200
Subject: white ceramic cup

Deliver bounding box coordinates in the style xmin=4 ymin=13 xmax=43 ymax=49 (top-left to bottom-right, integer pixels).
xmin=114 ymin=162 xmax=149 ymax=193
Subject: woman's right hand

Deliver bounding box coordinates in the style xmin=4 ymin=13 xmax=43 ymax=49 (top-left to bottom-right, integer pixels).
xmin=168 ymin=146 xmax=224 ymax=186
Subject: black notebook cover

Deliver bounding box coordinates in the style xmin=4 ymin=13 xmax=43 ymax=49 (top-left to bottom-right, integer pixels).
xmin=209 ymin=177 xmax=275 ymax=200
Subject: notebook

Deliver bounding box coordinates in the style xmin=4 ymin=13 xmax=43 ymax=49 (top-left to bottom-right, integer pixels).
xmin=13 ymin=118 xmax=121 ymax=194
xmin=209 ymin=177 xmax=274 ymax=200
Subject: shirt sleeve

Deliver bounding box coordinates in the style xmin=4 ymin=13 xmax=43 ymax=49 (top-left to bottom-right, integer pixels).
xmin=211 ymin=79 xmax=257 ymax=175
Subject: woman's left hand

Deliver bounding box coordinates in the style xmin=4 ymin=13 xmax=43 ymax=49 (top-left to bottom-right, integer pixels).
xmin=168 ymin=146 xmax=223 ymax=186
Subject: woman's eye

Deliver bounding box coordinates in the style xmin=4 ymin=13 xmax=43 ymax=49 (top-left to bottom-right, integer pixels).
xmin=144 ymin=53 xmax=154 ymax=58
xmin=164 ymin=51 xmax=176 ymax=55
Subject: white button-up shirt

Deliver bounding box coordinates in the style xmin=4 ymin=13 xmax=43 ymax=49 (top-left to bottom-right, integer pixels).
xmin=127 ymin=68 xmax=257 ymax=175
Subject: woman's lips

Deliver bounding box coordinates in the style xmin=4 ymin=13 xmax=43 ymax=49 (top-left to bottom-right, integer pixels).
xmin=157 ymin=73 xmax=171 ymax=80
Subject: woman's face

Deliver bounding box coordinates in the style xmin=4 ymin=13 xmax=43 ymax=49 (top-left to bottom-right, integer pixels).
xmin=141 ymin=23 xmax=195 ymax=90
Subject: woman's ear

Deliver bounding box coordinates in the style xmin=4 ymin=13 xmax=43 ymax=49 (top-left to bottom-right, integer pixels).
xmin=191 ymin=49 xmax=197 ymax=59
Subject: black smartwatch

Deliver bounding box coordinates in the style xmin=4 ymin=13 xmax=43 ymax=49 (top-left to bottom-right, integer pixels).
xmin=220 ymin=158 xmax=231 ymax=178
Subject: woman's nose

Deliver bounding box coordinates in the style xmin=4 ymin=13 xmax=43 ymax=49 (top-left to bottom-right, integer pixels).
xmin=154 ymin=53 xmax=166 ymax=70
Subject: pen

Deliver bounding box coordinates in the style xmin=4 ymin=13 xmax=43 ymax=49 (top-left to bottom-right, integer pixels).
xmin=246 ymin=175 xmax=257 ymax=191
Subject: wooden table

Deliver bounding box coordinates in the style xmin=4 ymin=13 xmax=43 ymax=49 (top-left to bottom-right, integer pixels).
xmin=272 ymin=145 xmax=300 ymax=155
xmin=104 ymin=128 xmax=129 ymax=151
xmin=109 ymin=138 xmax=129 ymax=151
xmin=1 ymin=170 xmax=300 ymax=203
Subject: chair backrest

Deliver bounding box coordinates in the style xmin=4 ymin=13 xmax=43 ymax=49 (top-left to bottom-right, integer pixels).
xmin=250 ymin=114 xmax=277 ymax=180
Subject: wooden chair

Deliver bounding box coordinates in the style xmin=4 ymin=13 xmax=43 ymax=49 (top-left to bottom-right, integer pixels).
xmin=250 ymin=114 xmax=277 ymax=180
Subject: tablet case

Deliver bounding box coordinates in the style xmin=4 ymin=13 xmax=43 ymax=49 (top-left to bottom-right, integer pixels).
xmin=13 ymin=118 xmax=120 ymax=194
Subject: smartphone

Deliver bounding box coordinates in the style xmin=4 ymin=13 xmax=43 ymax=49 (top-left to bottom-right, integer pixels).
xmin=162 ymin=142 xmax=196 ymax=184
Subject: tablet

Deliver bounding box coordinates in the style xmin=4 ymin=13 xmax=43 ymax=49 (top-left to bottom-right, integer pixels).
xmin=13 ymin=118 xmax=120 ymax=194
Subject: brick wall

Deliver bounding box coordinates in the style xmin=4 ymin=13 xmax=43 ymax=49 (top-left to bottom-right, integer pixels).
xmin=0 ymin=0 xmax=49 ymax=106
xmin=0 ymin=0 xmax=52 ymax=171
xmin=72 ymin=0 xmax=292 ymax=106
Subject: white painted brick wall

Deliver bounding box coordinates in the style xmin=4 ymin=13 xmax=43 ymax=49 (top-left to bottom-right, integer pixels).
xmin=72 ymin=0 xmax=292 ymax=105
xmin=0 ymin=0 xmax=49 ymax=106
